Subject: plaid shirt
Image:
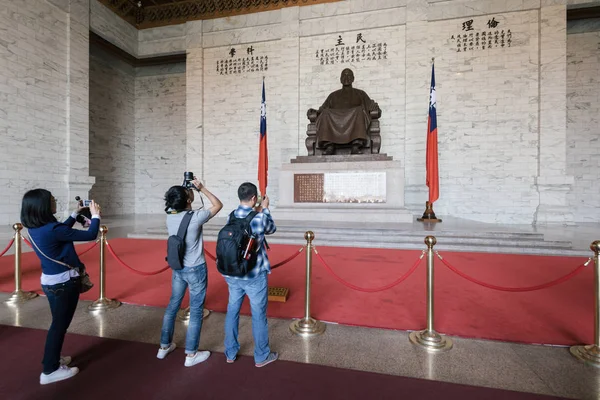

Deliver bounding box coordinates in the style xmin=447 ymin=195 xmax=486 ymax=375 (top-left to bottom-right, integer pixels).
xmin=225 ymin=205 xmax=276 ymax=280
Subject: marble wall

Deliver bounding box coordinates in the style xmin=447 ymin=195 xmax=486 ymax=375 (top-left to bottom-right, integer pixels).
xmin=90 ymin=0 xmax=138 ymax=56
xmin=166 ymin=0 xmax=592 ymax=223
xmin=89 ymin=45 xmax=135 ymax=215
xmin=566 ymin=20 xmax=600 ymax=222
xmin=0 ymin=0 xmax=93 ymax=225
xmin=88 ymin=45 xmax=186 ymax=215
xmin=134 ymin=65 xmax=187 ymax=214
xmin=3 ymin=0 xmax=599 ymax=225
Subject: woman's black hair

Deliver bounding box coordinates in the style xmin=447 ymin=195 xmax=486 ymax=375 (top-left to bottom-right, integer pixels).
xmin=164 ymin=186 xmax=189 ymax=212
xmin=20 ymin=189 xmax=57 ymax=229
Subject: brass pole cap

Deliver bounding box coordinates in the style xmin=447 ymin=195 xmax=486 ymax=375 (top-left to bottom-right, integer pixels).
xmin=304 ymin=231 xmax=315 ymax=243
xmin=425 ymin=236 xmax=437 ymax=248
xmin=12 ymin=223 xmax=23 ymax=232
xmin=591 ymin=241 xmax=600 ymax=255
xmin=100 ymin=225 xmax=108 ymax=234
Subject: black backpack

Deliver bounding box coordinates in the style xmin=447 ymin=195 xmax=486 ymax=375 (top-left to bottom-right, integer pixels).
xmin=216 ymin=211 xmax=258 ymax=277
xmin=166 ymin=211 xmax=194 ymax=271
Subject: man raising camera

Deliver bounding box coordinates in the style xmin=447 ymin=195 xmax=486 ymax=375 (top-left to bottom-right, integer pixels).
xmin=157 ymin=175 xmax=222 ymax=367
xmin=221 ymin=182 xmax=278 ymax=367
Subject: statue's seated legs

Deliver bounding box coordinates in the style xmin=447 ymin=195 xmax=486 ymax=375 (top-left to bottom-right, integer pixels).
xmin=320 ymin=139 xmax=365 ymax=156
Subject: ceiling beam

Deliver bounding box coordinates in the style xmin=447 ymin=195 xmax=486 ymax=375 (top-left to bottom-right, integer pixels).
xmin=90 ymin=31 xmax=186 ymax=67
xmin=567 ymin=6 xmax=600 ymax=20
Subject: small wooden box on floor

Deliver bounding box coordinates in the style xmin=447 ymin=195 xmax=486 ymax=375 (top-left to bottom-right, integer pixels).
xmin=268 ymin=287 xmax=289 ymax=302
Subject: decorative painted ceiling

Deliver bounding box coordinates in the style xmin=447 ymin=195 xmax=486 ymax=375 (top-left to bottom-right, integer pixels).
xmin=97 ymin=0 xmax=341 ymax=29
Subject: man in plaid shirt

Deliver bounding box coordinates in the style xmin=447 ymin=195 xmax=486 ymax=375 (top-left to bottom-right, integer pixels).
xmin=222 ymin=182 xmax=278 ymax=367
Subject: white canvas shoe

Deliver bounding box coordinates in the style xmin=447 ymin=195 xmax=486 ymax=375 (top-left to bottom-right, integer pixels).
xmin=157 ymin=343 xmax=176 ymax=359
xmin=184 ymin=351 xmax=210 ymax=367
xmin=40 ymin=365 xmax=79 ymax=385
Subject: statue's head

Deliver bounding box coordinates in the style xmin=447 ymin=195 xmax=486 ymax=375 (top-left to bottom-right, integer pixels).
xmin=340 ymin=68 xmax=354 ymax=87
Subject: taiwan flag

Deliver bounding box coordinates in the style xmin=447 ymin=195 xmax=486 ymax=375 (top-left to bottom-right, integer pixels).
xmin=426 ymin=63 xmax=439 ymax=204
xmin=258 ymin=79 xmax=268 ymax=196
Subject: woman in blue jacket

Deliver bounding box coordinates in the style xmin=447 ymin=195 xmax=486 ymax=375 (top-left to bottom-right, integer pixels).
xmin=21 ymin=189 xmax=101 ymax=385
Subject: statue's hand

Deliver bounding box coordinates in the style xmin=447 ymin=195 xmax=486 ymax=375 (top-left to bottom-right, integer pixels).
xmin=307 ymin=108 xmax=318 ymax=120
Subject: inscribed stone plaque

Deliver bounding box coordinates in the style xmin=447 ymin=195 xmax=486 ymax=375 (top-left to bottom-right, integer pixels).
xmin=294 ymin=174 xmax=324 ymax=203
xmin=323 ymin=172 xmax=386 ymax=203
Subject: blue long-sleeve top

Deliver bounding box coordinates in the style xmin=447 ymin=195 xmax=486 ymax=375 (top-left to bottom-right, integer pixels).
xmin=28 ymin=216 xmax=100 ymax=275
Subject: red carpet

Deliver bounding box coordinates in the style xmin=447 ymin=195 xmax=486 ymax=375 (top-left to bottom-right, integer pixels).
xmin=0 ymin=238 xmax=593 ymax=346
xmin=0 ymin=325 xmax=566 ymax=400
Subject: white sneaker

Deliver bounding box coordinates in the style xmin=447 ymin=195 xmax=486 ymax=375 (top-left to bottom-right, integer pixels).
xmin=157 ymin=343 xmax=176 ymax=359
xmin=59 ymin=356 xmax=71 ymax=366
xmin=40 ymin=365 xmax=79 ymax=385
xmin=184 ymin=351 xmax=210 ymax=367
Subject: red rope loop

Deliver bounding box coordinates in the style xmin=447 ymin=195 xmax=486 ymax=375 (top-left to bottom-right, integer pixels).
xmin=436 ymin=251 xmax=590 ymax=292
xmin=23 ymin=238 xmax=32 ymax=248
xmin=0 ymin=239 xmax=14 ymax=257
xmin=203 ymin=247 xmax=304 ymax=270
xmin=271 ymin=247 xmax=304 ymax=269
xmin=77 ymin=241 xmax=99 ymax=256
xmin=313 ymin=248 xmax=425 ymax=293
xmin=106 ymin=241 xmax=171 ymax=276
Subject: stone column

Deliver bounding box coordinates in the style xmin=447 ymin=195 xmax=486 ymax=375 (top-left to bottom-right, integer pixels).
xmin=66 ymin=0 xmax=95 ymax=215
xmin=185 ymin=21 xmax=204 ymax=178
xmin=535 ymin=3 xmax=574 ymax=224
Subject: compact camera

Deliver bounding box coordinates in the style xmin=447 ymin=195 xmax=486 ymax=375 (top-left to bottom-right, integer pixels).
xmin=74 ymin=196 xmax=92 ymax=228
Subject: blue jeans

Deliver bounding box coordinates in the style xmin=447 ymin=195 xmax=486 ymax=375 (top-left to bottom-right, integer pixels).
xmin=160 ymin=264 xmax=207 ymax=354
xmin=224 ymin=271 xmax=270 ymax=363
xmin=41 ymin=278 xmax=80 ymax=374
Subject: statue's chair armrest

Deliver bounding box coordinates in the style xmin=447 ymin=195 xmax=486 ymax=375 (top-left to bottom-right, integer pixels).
xmin=307 ymin=109 xmax=318 ymax=123
xmin=369 ymin=107 xmax=382 ymax=119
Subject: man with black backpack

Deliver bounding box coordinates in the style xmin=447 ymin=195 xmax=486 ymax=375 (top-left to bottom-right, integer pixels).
xmin=216 ymin=182 xmax=278 ymax=367
xmin=157 ymin=178 xmax=222 ymax=367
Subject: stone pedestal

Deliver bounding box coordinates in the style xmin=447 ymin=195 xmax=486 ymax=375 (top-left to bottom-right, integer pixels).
xmin=276 ymin=156 xmax=413 ymax=223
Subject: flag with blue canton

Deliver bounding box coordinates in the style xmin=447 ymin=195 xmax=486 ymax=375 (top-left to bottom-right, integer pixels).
xmin=258 ymin=79 xmax=268 ymax=196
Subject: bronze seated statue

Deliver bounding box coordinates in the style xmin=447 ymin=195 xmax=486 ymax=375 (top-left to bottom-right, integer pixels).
xmin=306 ymin=68 xmax=382 ymax=156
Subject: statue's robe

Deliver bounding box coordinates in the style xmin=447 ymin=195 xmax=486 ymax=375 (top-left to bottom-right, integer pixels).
xmin=316 ymin=86 xmax=373 ymax=147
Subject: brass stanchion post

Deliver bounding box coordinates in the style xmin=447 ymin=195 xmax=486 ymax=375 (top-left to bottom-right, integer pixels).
xmin=88 ymin=226 xmax=121 ymax=312
xmin=177 ymin=307 xmax=210 ymax=322
xmin=570 ymin=240 xmax=600 ymax=366
xmin=5 ymin=223 xmax=38 ymax=304
xmin=409 ymin=236 xmax=452 ymax=351
xmin=290 ymin=231 xmax=326 ymax=337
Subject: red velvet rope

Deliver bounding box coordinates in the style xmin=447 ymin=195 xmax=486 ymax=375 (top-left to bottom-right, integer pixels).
xmin=204 ymin=249 xmax=216 ymax=261
xmin=436 ymin=252 xmax=590 ymax=292
xmin=76 ymin=241 xmax=99 ymax=256
xmin=0 ymin=239 xmax=14 ymax=257
xmin=203 ymin=247 xmax=305 ymax=270
xmin=271 ymin=247 xmax=304 ymax=269
xmin=23 ymin=238 xmax=32 ymax=248
xmin=106 ymin=242 xmax=171 ymax=276
xmin=314 ymin=248 xmax=424 ymax=293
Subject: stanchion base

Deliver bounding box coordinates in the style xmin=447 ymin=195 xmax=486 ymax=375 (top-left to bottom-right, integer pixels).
xmin=570 ymin=345 xmax=600 ymax=367
xmin=5 ymin=290 xmax=38 ymax=304
xmin=177 ymin=307 xmax=210 ymax=322
xmin=409 ymin=329 xmax=453 ymax=352
xmin=289 ymin=318 xmax=326 ymax=337
xmin=88 ymin=298 xmax=121 ymax=312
